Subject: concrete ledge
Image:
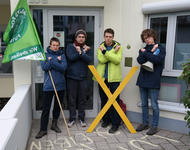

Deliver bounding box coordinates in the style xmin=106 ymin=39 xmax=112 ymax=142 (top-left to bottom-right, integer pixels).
xmin=0 ymin=119 xmax=17 ymax=150
xmin=0 ymin=84 xmax=32 ymax=150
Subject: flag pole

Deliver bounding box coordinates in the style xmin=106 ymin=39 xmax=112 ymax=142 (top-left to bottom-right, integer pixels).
xmin=48 ymin=70 xmax=71 ymax=137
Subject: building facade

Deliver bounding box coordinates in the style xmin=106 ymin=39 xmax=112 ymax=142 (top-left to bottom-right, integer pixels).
xmin=0 ymin=0 xmax=190 ymax=133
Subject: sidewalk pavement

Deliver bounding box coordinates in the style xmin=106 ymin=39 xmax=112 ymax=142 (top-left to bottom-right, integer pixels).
xmin=27 ymin=119 xmax=190 ymax=150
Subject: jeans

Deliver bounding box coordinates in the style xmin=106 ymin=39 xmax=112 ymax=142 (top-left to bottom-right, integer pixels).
xmin=98 ymin=80 xmax=121 ymax=127
xmin=139 ymin=87 xmax=160 ymax=127
xmin=40 ymin=91 xmax=64 ymax=131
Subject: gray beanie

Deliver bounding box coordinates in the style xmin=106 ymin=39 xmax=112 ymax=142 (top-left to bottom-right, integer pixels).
xmin=75 ymin=29 xmax=87 ymax=38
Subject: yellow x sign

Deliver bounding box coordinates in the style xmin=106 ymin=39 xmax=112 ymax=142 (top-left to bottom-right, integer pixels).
xmin=86 ymin=65 xmax=138 ymax=134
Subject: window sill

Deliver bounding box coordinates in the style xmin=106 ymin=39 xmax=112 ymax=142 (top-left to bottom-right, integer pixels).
xmin=137 ymin=100 xmax=189 ymax=114
xmin=0 ymin=74 xmax=13 ymax=77
xmin=162 ymin=70 xmax=182 ymax=77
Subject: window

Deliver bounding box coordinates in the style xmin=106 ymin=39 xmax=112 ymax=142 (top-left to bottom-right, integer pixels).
xmin=0 ymin=25 xmax=13 ymax=75
xmin=149 ymin=13 xmax=190 ymax=103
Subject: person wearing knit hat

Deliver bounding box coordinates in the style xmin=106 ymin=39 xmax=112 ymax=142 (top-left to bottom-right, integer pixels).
xmin=66 ymin=29 xmax=92 ymax=128
xmin=75 ymin=29 xmax=87 ymax=39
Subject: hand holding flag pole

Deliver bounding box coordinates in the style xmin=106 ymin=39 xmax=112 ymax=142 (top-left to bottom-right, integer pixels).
xmin=48 ymin=70 xmax=71 ymax=137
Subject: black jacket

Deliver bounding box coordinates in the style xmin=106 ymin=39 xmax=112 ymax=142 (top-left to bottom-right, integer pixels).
xmin=66 ymin=43 xmax=92 ymax=80
xmin=136 ymin=44 xmax=166 ymax=89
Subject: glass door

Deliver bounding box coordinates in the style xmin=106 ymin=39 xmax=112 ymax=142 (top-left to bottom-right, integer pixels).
xmin=53 ymin=15 xmax=95 ymax=111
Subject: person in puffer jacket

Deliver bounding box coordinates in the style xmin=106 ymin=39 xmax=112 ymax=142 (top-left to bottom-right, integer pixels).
xmin=96 ymin=28 xmax=122 ymax=134
xmin=36 ymin=37 xmax=67 ymax=139
xmin=136 ymin=29 xmax=166 ymax=135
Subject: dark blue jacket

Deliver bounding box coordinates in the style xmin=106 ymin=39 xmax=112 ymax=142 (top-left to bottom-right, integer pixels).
xmin=66 ymin=43 xmax=92 ymax=80
xmin=41 ymin=47 xmax=67 ymax=91
xmin=136 ymin=44 xmax=166 ymax=89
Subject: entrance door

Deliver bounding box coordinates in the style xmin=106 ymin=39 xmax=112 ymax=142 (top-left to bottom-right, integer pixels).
xmin=32 ymin=8 xmax=102 ymax=119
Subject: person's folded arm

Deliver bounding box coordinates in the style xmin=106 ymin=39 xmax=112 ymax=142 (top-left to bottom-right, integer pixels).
xmin=104 ymin=47 xmax=122 ymax=65
xmin=66 ymin=44 xmax=80 ymax=62
xmin=51 ymin=55 xmax=67 ymax=72
xmin=143 ymin=46 xmax=166 ymax=64
xmin=41 ymin=59 xmax=52 ymax=71
xmin=137 ymin=50 xmax=147 ymax=64
xmin=97 ymin=48 xmax=109 ymax=64
xmin=80 ymin=49 xmax=93 ymax=64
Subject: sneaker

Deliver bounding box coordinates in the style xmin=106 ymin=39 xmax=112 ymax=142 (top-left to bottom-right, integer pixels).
xmin=136 ymin=124 xmax=149 ymax=132
xmin=35 ymin=131 xmax=47 ymax=139
xmin=80 ymin=120 xmax=87 ymax=127
xmin=146 ymin=126 xmax=158 ymax=135
xmin=68 ymin=120 xmax=75 ymax=128
xmin=101 ymin=121 xmax=110 ymax=128
xmin=109 ymin=126 xmax=119 ymax=134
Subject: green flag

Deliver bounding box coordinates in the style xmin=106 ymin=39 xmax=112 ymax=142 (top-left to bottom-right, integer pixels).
xmin=3 ymin=0 xmax=45 ymax=63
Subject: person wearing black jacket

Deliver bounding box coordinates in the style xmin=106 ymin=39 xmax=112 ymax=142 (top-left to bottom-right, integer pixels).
xmin=66 ymin=29 xmax=92 ymax=127
xmin=136 ymin=29 xmax=166 ymax=135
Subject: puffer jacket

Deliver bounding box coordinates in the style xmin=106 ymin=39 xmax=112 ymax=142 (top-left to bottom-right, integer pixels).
xmin=95 ymin=41 xmax=122 ymax=82
xmin=41 ymin=47 xmax=67 ymax=91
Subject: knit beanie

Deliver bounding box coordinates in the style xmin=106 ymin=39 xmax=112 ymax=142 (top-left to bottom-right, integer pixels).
xmin=75 ymin=29 xmax=87 ymax=39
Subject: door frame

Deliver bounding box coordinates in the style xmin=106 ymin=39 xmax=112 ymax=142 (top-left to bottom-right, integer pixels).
xmin=32 ymin=7 xmax=103 ymax=119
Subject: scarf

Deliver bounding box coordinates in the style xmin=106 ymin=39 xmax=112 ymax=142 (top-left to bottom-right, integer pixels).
xmin=74 ymin=41 xmax=85 ymax=47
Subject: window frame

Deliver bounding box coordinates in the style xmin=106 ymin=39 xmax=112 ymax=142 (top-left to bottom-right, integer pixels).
xmin=148 ymin=12 xmax=190 ymax=77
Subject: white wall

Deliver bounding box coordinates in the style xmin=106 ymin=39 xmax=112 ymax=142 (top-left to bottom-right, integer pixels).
xmin=0 ymin=77 xmax=14 ymax=97
xmin=0 ymin=84 xmax=32 ymax=150
xmin=119 ymin=0 xmax=144 ymax=115
xmin=0 ymin=119 xmax=17 ymax=150
xmin=13 ymin=60 xmax=32 ymax=89
xmin=103 ymin=0 xmax=122 ymax=41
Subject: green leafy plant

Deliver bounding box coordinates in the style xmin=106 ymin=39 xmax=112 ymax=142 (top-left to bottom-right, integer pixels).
xmin=179 ymin=60 xmax=190 ymax=135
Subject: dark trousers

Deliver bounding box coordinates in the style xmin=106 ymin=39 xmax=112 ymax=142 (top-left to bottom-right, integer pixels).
xmin=40 ymin=91 xmax=64 ymax=131
xmin=67 ymin=78 xmax=87 ymax=122
xmin=98 ymin=80 xmax=121 ymax=127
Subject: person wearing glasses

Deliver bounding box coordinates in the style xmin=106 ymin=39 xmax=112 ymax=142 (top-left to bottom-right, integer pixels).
xmin=136 ymin=29 xmax=166 ymax=135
